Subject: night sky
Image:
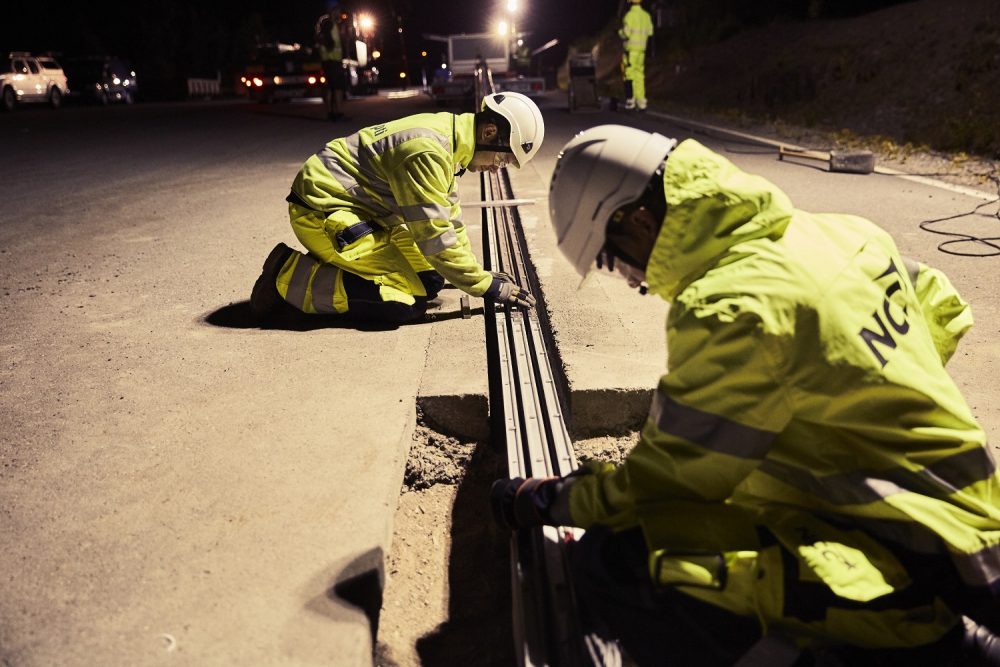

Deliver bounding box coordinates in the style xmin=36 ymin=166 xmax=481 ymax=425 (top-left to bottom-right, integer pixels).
xmin=2 ymin=0 xmax=620 ymax=96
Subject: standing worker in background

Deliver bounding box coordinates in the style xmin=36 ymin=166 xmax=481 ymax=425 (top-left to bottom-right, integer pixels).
xmin=492 ymin=125 xmax=1000 ymax=664
xmin=249 ymin=92 xmax=544 ymax=325
xmin=317 ymin=8 xmax=346 ymax=120
xmin=619 ymin=0 xmax=654 ymax=111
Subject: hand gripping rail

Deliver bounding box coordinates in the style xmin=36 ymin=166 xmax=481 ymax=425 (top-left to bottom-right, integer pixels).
xmin=475 ymin=63 xmax=591 ymax=667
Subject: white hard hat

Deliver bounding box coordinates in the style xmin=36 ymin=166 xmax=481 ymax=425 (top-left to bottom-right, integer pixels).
xmin=549 ymin=125 xmax=676 ymax=277
xmin=481 ymin=92 xmax=544 ymax=167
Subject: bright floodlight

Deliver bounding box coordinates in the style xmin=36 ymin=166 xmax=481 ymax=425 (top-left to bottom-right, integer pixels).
xmin=359 ymin=14 xmax=374 ymax=30
xmin=507 ymin=0 xmax=517 ymax=12
xmin=497 ymin=20 xmax=508 ymax=36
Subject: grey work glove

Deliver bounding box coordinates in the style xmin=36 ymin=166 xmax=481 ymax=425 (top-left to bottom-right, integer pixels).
xmin=490 ymin=477 xmax=561 ymax=530
xmin=484 ymin=271 xmax=536 ymax=309
xmin=490 ymin=467 xmax=591 ymax=531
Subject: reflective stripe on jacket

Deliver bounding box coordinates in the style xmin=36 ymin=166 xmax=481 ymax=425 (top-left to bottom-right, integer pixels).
xmin=319 ymin=24 xmax=342 ymax=62
xmin=619 ymin=5 xmax=653 ymax=52
xmin=567 ymin=139 xmax=998 ymax=608
xmin=289 ymin=112 xmax=493 ymax=296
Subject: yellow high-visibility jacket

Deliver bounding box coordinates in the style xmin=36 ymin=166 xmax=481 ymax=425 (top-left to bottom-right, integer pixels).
xmin=619 ymin=5 xmax=653 ymax=52
xmin=319 ymin=21 xmax=342 ymax=62
xmin=567 ymin=139 xmax=999 ymax=647
xmin=287 ymin=112 xmax=493 ymax=297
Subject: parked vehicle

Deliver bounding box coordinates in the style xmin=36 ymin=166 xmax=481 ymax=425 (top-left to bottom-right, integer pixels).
xmin=426 ymin=33 xmax=544 ymax=106
xmin=1 ymin=52 xmax=70 ymax=111
xmin=239 ymin=43 xmax=325 ymax=104
xmin=62 ymin=55 xmax=137 ymax=105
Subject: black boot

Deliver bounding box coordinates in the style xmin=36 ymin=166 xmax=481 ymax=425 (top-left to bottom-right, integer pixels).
xmin=250 ymin=243 xmax=295 ymax=321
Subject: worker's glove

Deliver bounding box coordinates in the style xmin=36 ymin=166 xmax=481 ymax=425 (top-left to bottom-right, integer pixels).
xmin=484 ymin=271 xmax=536 ymax=309
xmin=962 ymin=616 xmax=1000 ymax=665
xmin=490 ymin=464 xmax=602 ymax=530
xmin=490 ymin=477 xmax=562 ymax=530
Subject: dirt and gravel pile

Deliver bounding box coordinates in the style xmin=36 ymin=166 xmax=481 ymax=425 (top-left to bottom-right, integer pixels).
xmin=402 ymin=424 xmax=477 ymax=490
xmin=574 ymin=432 xmax=637 ymax=465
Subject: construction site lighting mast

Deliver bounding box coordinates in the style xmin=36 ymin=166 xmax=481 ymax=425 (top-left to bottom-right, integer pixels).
xmin=504 ymin=0 xmax=519 ymax=61
xmin=358 ymin=13 xmax=374 ymax=39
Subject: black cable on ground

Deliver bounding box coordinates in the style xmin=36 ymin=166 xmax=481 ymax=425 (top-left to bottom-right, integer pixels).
xmin=915 ymin=173 xmax=1000 ymax=257
xmin=659 ymin=119 xmax=1000 ymax=257
xmin=725 ymin=136 xmax=1000 ymax=258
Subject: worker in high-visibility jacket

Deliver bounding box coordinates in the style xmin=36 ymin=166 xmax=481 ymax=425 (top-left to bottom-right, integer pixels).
xmin=249 ymin=92 xmax=543 ymax=324
xmin=619 ymin=0 xmax=654 ymax=111
xmin=492 ymin=125 xmax=1000 ymax=664
xmin=316 ymin=9 xmax=345 ymax=120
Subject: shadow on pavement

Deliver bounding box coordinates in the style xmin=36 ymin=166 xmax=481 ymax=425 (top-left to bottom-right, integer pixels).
xmin=303 ymin=547 xmax=386 ymax=661
xmin=415 ymin=441 xmax=514 ymax=666
xmin=331 ymin=548 xmax=386 ymax=647
xmin=202 ymin=301 xmax=400 ymax=331
xmin=202 ymin=300 xmax=483 ymax=332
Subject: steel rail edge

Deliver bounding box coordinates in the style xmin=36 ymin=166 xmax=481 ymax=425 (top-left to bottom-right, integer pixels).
xmin=474 ymin=65 xmax=589 ymax=666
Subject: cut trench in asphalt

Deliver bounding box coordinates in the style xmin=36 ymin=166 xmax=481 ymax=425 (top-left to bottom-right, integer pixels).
xmin=375 ymin=412 xmax=639 ymax=666
xmin=376 ymin=419 xmax=513 ymax=667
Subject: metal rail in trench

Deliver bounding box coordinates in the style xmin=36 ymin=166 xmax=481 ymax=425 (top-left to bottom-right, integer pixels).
xmin=475 ymin=68 xmax=588 ymax=666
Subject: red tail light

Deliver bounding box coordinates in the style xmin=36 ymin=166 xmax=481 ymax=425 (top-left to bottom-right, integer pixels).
xmin=531 ymin=81 xmax=542 ymax=91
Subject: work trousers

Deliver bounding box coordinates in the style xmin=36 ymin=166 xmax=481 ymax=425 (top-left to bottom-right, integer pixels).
xmin=276 ymin=249 xmax=442 ymax=324
xmin=623 ymin=49 xmax=646 ymax=103
xmin=570 ymin=526 xmax=968 ymax=667
xmin=279 ymin=204 xmax=444 ymax=323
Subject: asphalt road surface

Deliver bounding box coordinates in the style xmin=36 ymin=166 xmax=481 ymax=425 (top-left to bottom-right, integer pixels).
xmin=2 ymin=91 xmax=998 ymax=665
xmin=1 ymin=93 xmax=458 ymax=666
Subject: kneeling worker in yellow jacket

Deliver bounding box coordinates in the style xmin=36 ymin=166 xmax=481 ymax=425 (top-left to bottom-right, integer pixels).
xmin=492 ymin=125 xmax=1000 ymax=664
xmin=250 ymin=92 xmax=543 ymax=324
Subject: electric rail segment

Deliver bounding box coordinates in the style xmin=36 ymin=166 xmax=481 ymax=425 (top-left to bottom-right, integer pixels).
xmin=476 ymin=68 xmax=589 ymax=666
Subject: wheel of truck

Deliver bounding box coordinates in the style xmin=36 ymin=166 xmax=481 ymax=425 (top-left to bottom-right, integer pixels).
xmin=2 ymin=86 xmax=15 ymax=112
xmin=49 ymin=87 xmax=62 ymax=109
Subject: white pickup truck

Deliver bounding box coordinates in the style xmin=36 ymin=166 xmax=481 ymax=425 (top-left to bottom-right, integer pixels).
xmin=2 ymin=52 xmax=70 ymax=111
